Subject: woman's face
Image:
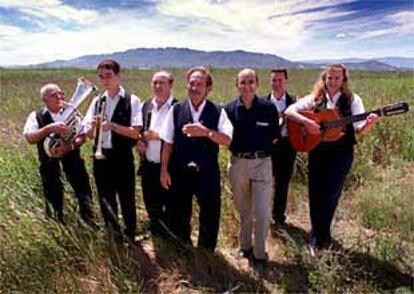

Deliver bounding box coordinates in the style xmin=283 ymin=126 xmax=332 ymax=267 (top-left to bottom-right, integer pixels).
xmin=325 ymin=68 xmax=344 ymax=95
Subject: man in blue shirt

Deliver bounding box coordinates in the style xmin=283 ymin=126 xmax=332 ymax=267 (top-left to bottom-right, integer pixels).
xmin=225 ymin=68 xmax=280 ymax=272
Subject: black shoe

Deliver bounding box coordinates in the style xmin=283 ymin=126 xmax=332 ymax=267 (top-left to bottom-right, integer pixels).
xmin=237 ymin=247 xmax=253 ymax=259
xmin=252 ymin=257 xmax=268 ymax=274
xmin=272 ymin=215 xmax=286 ymax=226
xmin=308 ymin=231 xmax=320 ymax=257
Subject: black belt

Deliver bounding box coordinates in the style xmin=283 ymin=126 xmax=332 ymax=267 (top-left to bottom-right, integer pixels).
xmin=233 ymin=150 xmax=270 ymax=159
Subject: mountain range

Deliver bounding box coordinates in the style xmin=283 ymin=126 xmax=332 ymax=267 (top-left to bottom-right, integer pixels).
xmin=26 ymin=47 xmax=414 ymax=71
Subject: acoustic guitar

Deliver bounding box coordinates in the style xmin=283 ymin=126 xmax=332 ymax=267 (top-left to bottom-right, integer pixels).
xmin=287 ymin=102 xmax=409 ymax=152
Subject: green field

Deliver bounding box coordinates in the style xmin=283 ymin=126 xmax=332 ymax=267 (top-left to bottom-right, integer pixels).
xmin=0 ymin=68 xmax=413 ymax=293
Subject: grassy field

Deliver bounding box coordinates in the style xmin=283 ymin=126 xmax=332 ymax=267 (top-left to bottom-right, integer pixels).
xmin=0 ymin=68 xmax=413 ymax=293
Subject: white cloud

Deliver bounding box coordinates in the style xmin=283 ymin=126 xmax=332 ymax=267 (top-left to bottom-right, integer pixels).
xmin=0 ymin=0 xmax=97 ymax=24
xmin=0 ymin=24 xmax=23 ymax=36
xmin=0 ymin=0 xmax=413 ymax=66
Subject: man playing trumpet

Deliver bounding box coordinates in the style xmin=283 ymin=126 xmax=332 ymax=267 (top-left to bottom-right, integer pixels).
xmin=23 ymin=83 xmax=95 ymax=225
xmin=83 ymin=59 xmax=142 ymax=242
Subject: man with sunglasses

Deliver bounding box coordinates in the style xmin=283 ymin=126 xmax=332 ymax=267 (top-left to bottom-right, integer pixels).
xmin=225 ymin=68 xmax=280 ymax=273
xmin=23 ymin=83 xmax=95 ymax=225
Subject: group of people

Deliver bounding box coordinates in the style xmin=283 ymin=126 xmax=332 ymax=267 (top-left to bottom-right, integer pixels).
xmin=23 ymin=59 xmax=380 ymax=272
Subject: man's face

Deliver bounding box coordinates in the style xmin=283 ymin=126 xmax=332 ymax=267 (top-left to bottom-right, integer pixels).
xmin=98 ymin=68 xmax=120 ymax=90
xmin=270 ymin=72 xmax=287 ymax=95
xmin=151 ymin=73 xmax=172 ymax=99
xmin=236 ymin=71 xmax=258 ymax=98
xmin=44 ymin=87 xmax=64 ymax=113
xmin=187 ymin=71 xmax=209 ymax=101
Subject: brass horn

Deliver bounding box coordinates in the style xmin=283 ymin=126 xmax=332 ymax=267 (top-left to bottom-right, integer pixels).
xmin=43 ymin=77 xmax=98 ymax=157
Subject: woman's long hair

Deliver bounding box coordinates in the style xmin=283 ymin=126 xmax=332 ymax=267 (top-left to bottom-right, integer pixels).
xmin=312 ymin=64 xmax=353 ymax=106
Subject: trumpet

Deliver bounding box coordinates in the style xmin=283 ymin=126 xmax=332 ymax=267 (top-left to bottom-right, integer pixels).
xmin=44 ymin=78 xmax=97 ymax=157
xmin=94 ymin=97 xmax=106 ymax=160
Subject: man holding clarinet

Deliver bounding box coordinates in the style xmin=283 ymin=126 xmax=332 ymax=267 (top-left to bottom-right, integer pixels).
xmin=137 ymin=71 xmax=177 ymax=237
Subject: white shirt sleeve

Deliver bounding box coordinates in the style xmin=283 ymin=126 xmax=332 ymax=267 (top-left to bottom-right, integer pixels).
xmin=82 ymin=96 xmax=99 ymax=133
xmin=218 ymin=108 xmax=233 ymax=140
xmin=22 ymin=111 xmax=38 ymax=136
xmin=159 ymin=105 xmax=175 ymax=144
xmin=351 ymin=93 xmax=365 ymax=130
xmin=286 ymin=94 xmax=315 ymax=112
xmin=130 ymin=94 xmax=143 ymax=127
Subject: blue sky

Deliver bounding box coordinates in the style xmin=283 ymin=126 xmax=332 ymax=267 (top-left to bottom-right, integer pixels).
xmin=0 ymin=0 xmax=413 ymax=66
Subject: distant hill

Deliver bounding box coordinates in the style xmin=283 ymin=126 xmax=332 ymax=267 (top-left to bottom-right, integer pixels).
xmin=25 ymin=47 xmax=410 ymax=71
xmin=301 ymin=57 xmax=414 ymax=69
xmin=31 ymin=47 xmax=298 ymax=69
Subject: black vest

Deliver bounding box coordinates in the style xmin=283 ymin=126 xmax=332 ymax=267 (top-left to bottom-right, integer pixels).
xmin=35 ymin=110 xmax=79 ymax=163
xmin=172 ymin=100 xmax=221 ymax=171
xmin=314 ymin=93 xmax=357 ymax=152
xmin=266 ymin=92 xmax=295 ymax=109
xmin=94 ymin=92 xmax=136 ymax=150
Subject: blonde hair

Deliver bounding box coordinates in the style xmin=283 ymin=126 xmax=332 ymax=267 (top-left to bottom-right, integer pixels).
xmin=312 ymin=64 xmax=353 ymax=105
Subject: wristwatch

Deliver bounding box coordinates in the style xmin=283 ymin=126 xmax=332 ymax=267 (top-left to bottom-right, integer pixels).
xmin=208 ymin=130 xmax=214 ymax=138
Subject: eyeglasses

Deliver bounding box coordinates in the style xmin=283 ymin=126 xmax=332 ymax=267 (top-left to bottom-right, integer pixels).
xmin=48 ymin=91 xmax=64 ymax=98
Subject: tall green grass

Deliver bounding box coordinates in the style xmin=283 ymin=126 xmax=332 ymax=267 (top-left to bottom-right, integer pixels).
xmin=1 ymin=68 xmax=413 ymax=292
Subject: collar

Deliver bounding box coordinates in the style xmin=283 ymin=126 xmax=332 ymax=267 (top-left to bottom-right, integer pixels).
xmin=236 ymin=95 xmax=259 ymax=109
xmin=103 ymin=86 xmax=125 ymax=100
xmin=326 ymin=91 xmax=342 ymax=104
xmin=188 ymin=98 xmax=206 ymax=113
xmin=43 ymin=107 xmax=61 ymax=115
xmin=271 ymin=92 xmax=286 ymax=102
xmin=151 ymin=95 xmax=174 ymax=110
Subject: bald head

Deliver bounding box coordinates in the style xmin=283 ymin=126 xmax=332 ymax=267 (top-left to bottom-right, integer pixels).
xmin=236 ymin=68 xmax=259 ymax=84
xmin=151 ymin=71 xmax=174 ymax=101
xmin=236 ymin=68 xmax=259 ymax=100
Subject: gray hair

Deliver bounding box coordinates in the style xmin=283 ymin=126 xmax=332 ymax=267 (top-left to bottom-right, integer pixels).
xmin=40 ymin=84 xmax=60 ymax=99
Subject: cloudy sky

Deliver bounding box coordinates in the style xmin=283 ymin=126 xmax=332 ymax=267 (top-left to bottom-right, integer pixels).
xmin=0 ymin=0 xmax=413 ymax=66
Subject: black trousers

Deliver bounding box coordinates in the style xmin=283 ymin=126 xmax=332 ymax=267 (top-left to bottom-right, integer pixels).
xmin=271 ymin=137 xmax=297 ymax=223
xmin=39 ymin=149 xmax=93 ymax=223
xmin=93 ymin=149 xmax=136 ymax=240
xmin=308 ymin=146 xmax=354 ymax=247
xmin=139 ymin=160 xmax=173 ymax=235
xmin=169 ymin=166 xmax=221 ymax=251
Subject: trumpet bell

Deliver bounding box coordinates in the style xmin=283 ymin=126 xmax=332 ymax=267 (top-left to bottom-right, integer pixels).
xmin=94 ymin=151 xmax=106 ymax=160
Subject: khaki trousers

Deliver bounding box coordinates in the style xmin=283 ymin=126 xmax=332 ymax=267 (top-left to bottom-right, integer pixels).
xmin=228 ymin=155 xmax=273 ymax=259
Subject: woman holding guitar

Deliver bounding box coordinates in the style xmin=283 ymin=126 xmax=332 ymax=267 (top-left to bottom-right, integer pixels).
xmin=285 ymin=64 xmax=379 ymax=256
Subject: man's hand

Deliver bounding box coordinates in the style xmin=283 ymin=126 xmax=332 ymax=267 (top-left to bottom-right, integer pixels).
xmin=48 ymin=122 xmax=70 ymax=135
xmin=160 ymin=169 xmax=171 ymax=189
xmin=102 ymin=119 xmax=111 ymax=132
xmin=182 ymin=122 xmax=208 ymax=137
xmin=143 ymin=130 xmax=159 ymax=141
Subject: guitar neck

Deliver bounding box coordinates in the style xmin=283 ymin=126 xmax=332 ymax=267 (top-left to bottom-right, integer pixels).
xmin=323 ymin=109 xmax=382 ymax=129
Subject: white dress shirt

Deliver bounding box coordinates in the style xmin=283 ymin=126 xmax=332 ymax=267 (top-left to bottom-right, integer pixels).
xmin=270 ymin=93 xmax=288 ymax=137
xmin=83 ymin=86 xmax=142 ymax=149
xmin=287 ymin=92 xmax=365 ymax=129
xmin=145 ymin=96 xmax=175 ymax=163
xmin=160 ymin=99 xmax=233 ymax=144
